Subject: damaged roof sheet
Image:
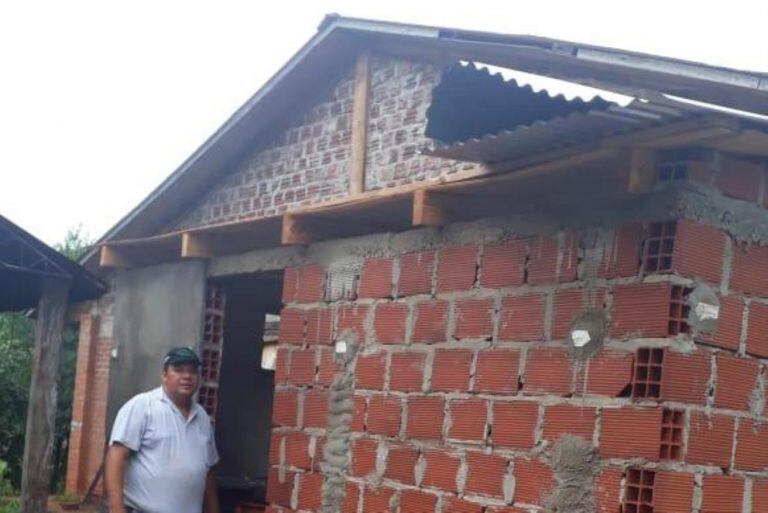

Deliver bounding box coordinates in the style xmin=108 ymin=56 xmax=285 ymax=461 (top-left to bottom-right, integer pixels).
xmin=424 ymin=63 xmax=766 ymax=164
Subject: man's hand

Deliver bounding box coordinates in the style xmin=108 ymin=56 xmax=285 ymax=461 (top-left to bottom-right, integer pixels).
xmin=104 ymin=443 xmax=131 ymax=513
xmin=203 ymin=471 xmax=221 ymax=513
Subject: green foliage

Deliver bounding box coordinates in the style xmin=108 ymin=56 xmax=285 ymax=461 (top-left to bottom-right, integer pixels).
xmin=0 ymin=226 xmax=93 ymax=493
xmin=0 ymin=500 xmax=19 ymax=513
xmin=0 ymin=460 xmax=16 ymax=496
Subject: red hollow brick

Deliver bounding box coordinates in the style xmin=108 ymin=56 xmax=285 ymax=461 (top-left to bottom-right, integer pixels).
xmin=356 ymin=352 xmax=386 ymax=390
xmin=284 ymin=431 xmax=312 ymax=469
xmin=527 ymin=235 xmax=559 ymax=285
xmin=731 ymin=244 xmax=768 ymax=297
xmin=661 ymin=350 xmax=711 ymax=405
xmin=735 ymin=419 xmax=768 ymax=471
xmin=269 ymin=433 xmax=281 ymax=466
xmin=714 ymin=354 xmax=759 ymax=411
xmin=712 ymin=295 xmax=743 ymax=351
xmin=359 ymin=257 xmax=394 ymax=298
xmin=687 ymin=412 xmax=735 ymax=468
xmin=303 ymin=389 xmax=329 ymax=428
xmin=317 ymin=347 xmax=342 ymax=386
xmin=431 ymin=349 xmax=473 ymax=392
xmin=448 ymin=398 xmax=487 ymax=442
xmin=753 ymin=480 xmax=768 ymax=510
xmin=279 ymin=308 xmax=306 ymax=344
xmin=282 ymin=267 xmax=299 ymax=304
xmin=436 ymin=245 xmax=478 ymax=292
xmin=552 ymin=289 xmax=587 ymax=341
xmin=367 ymin=395 xmax=401 ymax=437
xmin=498 ymin=294 xmax=545 ymax=342
xmin=406 ymin=396 xmax=444 ymax=440
xmin=442 ymin=497 xmax=483 ymax=513
xmin=599 ymin=407 xmax=662 ymax=460
xmin=399 ymin=490 xmax=437 ymax=512
xmin=351 ymin=437 xmax=378 ymax=477
xmin=454 ymin=298 xmax=494 ymax=340
xmin=513 ymin=458 xmax=554 ymax=506
xmin=306 ymin=307 xmax=333 ymax=345
xmin=422 ymin=450 xmax=460 ymax=492
xmin=747 ymin=302 xmax=768 ymax=357
xmin=362 ymin=486 xmax=395 ymax=512
xmin=585 ymin=350 xmax=634 ymax=397
xmin=351 ymin=395 xmax=366 ymax=432
xmin=389 ymin=352 xmax=425 ymax=392
xmin=464 ymin=451 xmax=509 ymax=498
xmin=342 ymin=482 xmax=360 ymax=513
xmin=295 ymin=265 xmax=326 ymax=303
xmin=671 ymin=219 xmax=726 ymax=283
xmin=523 ymin=347 xmax=574 ymax=396
xmin=491 ymin=401 xmax=538 ymax=449
xmin=266 ymin=467 xmax=294 ymax=506
xmin=384 ymin=445 xmax=419 ymax=485
xmin=272 ymin=389 xmax=298 ymax=427
xmin=289 ymin=348 xmax=316 ymax=386
xmin=337 ymin=305 xmax=368 ymax=342
xmin=701 ymin=474 xmax=744 ymax=513
xmin=481 ymin=239 xmax=527 ymax=288
xmin=560 ymin=231 xmax=580 ymax=282
xmin=611 ymin=282 xmax=672 ymax=338
xmin=275 ymin=347 xmax=290 ymax=384
xmin=653 ymin=471 xmax=695 ymax=513
xmin=543 ymin=404 xmax=596 ymax=442
xmin=594 ymin=468 xmax=623 ymax=513
xmin=412 ymin=300 xmax=448 ymax=344
xmin=473 ymin=349 xmax=520 ymax=394
xmin=297 ymin=472 xmax=323 ymax=511
xmin=374 ymin=303 xmax=408 ymax=344
xmin=397 ymin=250 xmax=435 ymax=297
xmin=598 ymin=224 xmax=642 ymax=279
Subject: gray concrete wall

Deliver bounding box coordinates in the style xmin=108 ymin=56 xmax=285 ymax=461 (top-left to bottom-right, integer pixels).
xmin=107 ymin=260 xmax=207 ymax=430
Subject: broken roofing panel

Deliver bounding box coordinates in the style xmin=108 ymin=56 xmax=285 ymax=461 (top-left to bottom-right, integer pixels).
xmin=425 ymin=62 xmax=617 ymax=144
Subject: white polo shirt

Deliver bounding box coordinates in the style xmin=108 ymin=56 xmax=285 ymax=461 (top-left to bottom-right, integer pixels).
xmin=109 ymin=387 xmax=219 ymax=513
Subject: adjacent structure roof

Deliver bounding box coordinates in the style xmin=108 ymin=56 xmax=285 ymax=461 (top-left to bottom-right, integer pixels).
xmin=0 ymin=215 xmax=106 ymax=311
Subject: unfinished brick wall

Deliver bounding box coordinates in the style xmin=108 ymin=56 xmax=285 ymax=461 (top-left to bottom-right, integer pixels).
xmin=65 ymin=294 xmax=114 ymax=497
xmin=174 ymin=56 xmax=478 ymax=230
xmin=269 ymin=216 xmax=768 ymax=513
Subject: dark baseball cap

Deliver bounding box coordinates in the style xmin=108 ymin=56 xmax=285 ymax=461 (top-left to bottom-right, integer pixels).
xmin=162 ymin=347 xmax=202 ymax=368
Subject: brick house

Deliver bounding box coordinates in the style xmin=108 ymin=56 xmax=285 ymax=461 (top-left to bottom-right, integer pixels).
xmin=67 ymin=15 xmax=768 ymax=513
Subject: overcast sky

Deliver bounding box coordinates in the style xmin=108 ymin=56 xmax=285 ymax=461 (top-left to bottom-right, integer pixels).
xmin=1 ymin=1 xmax=766 ymax=245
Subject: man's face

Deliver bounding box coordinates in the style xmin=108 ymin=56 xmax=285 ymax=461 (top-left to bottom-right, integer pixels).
xmin=162 ymin=362 xmax=200 ymax=399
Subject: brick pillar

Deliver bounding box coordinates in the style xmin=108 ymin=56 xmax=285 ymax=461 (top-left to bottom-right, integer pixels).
xmin=65 ymin=315 xmax=99 ymax=495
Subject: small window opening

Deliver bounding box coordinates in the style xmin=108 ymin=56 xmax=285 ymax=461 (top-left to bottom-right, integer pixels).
xmin=656 ymin=162 xmax=689 ymax=183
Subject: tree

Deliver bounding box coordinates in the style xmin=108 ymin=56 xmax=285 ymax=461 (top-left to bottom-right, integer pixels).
xmin=0 ymin=226 xmax=92 ymax=492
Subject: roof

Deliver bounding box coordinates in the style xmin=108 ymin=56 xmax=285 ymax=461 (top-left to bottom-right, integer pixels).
xmin=424 ymin=63 xmax=768 ymax=165
xmin=0 ymin=215 xmax=106 ymax=311
xmin=83 ymin=14 xmax=768 ymax=267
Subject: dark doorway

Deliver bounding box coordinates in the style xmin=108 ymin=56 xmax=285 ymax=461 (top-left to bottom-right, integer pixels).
xmin=201 ymin=271 xmax=282 ymax=512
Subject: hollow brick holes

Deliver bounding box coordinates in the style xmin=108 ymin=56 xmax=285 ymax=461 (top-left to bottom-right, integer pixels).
xmin=668 ymin=285 xmax=692 ymax=336
xmin=624 ymin=468 xmax=656 ymax=513
xmin=656 ymin=161 xmax=689 ymax=183
xmin=199 ymin=282 xmax=226 ymax=418
xmin=659 ymin=409 xmax=684 ymax=461
xmin=632 ymin=348 xmax=664 ymax=400
xmin=642 ymin=221 xmax=677 ymax=273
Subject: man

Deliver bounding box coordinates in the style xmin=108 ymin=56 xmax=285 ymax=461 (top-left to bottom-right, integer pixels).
xmin=105 ymin=347 xmax=221 ymax=513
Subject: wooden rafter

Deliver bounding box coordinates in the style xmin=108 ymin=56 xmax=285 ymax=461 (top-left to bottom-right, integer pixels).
xmin=349 ymin=52 xmax=371 ymax=195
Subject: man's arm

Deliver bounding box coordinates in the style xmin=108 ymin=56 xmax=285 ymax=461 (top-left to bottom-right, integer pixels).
xmin=203 ymin=471 xmax=220 ymax=513
xmin=104 ymin=443 xmax=131 ymax=513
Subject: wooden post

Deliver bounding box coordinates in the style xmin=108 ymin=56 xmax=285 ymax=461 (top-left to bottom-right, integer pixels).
xmin=349 ymin=52 xmax=371 ymax=195
xmin=20 ymin=277 xmax=70 ymax=513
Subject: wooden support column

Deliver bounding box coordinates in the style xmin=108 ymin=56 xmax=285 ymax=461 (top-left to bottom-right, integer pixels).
xmin=627 ymin=149 xmax=657 ymax=193
xmin=21 ymin=277 xmax=70 ymax=513
xmin=413 ymin=189 xmax=448 ymax=227
xmin=349 ymin=52 xmax=371 ymax=195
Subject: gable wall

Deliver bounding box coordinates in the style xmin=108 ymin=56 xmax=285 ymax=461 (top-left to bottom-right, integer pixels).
xmin=174 ymin=55 xmax=479 ymax=231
